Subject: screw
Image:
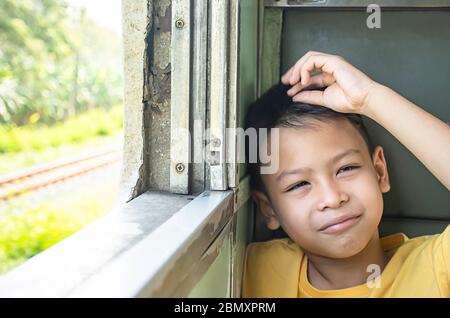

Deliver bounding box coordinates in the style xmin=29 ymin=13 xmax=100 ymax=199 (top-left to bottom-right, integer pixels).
xmin=175 ymin=19 xmax=185 ymax=29
xmin=175 ymin=163 xmax=185 ymax=173
xmin=212 ymin=138 xmax=221 ymax=147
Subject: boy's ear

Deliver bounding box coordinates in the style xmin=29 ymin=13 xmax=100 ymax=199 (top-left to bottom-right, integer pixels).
xmin=371 ymin=145 xmax=391 ymax=194
xmin=251 ymin=190 xmax=281 ymax=230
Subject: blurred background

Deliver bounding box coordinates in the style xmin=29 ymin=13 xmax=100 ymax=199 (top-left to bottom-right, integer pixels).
xmin=0 ymin=0 xmax=124 ymax=275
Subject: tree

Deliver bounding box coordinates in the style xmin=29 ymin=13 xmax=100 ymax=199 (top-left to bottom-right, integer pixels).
xmin=0 ymin=0 xmax=123 ymax=126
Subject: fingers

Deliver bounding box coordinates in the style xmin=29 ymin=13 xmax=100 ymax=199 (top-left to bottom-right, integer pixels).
xmin=289 ymin=51 xmax=322 ymax=85
xmin=281 ymin=66 xmax=294 ymax=84
xmin=292 ymin=90 xmax=325 ymax=105
xmin=281 ymin=51 xmax=341 ymax=86
xmin=300 ymin=54 xmax=337 ymax=85
xmin=287 ymin=73 xmax=335 ymax=97
xmin=286 ymin=82 xmax=308 ymax=97
xmin=281 ymin=51 xmax=321 ymax=85
xmin=287 ymin=74 xmax=324 ymax=96
xmin=283 ymin=51 xmax=330 ymax=85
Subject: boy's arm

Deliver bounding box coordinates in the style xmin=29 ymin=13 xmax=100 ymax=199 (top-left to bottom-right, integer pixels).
xmin=365 ymin=83 xmax=450 ymax=190
xmin=282 ymin=51 xmax=450 ymax=190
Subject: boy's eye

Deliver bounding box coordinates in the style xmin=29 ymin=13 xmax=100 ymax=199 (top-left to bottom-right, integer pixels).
xmin=338 ymin=165 xmax=360 ymax=174
xmin=286 ymin=166 xmax=360 ymax=192
xmin=287 ymin=181 xmax=309 ymax=192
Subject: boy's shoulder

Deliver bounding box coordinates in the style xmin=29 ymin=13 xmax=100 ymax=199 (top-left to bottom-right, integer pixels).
xmin=391 ymin=224 xmax=450 ymax=253
xmin=242 ymin=237 xmax=303 ymax=298
xmin=405 ymin=224 xmax=450 ymax=260
xmin=379 ymin=225 xmax=450 ymax=297
xmin=245 ymin=237 xmax=302 ymax=257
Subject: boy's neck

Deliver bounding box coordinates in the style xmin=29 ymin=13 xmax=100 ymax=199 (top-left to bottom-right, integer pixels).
xmin=305 ymin=232 xmax=390 ymax=290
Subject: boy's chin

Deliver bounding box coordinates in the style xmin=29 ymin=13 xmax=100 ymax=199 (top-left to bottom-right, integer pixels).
xmin=303 ymin=239 xmax=367 ymax=259
xmin=316 ymin=236 xmax=371 ymax=259
xmin=323 ymin=247 xmax=367 ymax=259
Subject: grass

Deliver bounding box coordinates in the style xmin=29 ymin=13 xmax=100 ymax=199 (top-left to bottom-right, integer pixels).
xmin=0 ymin=105 xmax=123 ymax=275
xmin=0 ymin=106 xmax=123 ymax=175
xmin=0 ymin=179 xmax=120 ymax=275
xmin=0 ymin=106 xmax=123 ymax=154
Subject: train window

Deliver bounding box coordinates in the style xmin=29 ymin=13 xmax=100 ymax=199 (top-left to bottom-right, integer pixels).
xmin=0 ymin=0 xmax=255 ymax=298
xmin=1 ymin=0 xmax=448 ymax=299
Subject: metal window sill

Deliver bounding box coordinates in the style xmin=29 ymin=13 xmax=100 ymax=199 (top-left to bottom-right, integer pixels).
xmin=0 ymin=190 xmax=233 ymax=297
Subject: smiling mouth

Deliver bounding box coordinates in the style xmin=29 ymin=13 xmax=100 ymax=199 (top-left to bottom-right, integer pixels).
xmin=319 ymin=214 xmax=362 ymax=234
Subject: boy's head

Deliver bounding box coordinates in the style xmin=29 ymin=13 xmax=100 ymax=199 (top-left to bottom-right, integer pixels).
xmin=245 ymin=83 xmax=391 ymax=259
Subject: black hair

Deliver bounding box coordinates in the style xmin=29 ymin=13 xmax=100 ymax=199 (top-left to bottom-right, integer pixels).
xmin=244 ymin=82 xmax=375 ymax=193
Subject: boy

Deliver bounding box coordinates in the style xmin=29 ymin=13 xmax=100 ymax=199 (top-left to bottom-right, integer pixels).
xmin=242 ymin=51 xmax=449 ymax=297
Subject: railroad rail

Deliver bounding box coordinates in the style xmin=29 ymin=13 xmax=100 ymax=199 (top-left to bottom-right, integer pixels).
xmin=0 ymin=148 xmax=122 ymax=201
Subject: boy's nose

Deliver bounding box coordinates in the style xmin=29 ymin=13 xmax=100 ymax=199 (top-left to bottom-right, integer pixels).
xmin=317 ymin=182 xmax=349 ymax=211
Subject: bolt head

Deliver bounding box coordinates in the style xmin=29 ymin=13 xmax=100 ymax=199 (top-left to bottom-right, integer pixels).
xmin=175 ymin=19 xmax=185 ymax=29
xmin=212 ymin=138 xmax=221 ymax=147
xmin=175 ymin=163 xmax=185 ymax=173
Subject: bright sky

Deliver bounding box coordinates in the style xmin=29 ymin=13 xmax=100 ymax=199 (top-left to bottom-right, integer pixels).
xmin=67 ymin=0 xmax=122 ymax=36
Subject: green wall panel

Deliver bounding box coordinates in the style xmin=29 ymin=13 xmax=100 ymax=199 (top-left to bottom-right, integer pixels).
xmin=238 ymin=0 xmax=259 ymax=181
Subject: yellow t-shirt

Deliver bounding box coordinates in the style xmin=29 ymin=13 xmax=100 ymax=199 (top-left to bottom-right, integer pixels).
xmin=242 ymin=225 xmax=450 ymax=298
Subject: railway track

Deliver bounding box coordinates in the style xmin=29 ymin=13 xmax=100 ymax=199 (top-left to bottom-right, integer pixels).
xmin=0 ymin=148 xmax=122 ymax=201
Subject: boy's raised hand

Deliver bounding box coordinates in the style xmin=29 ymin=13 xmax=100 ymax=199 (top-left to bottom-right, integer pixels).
xmin=281 ymin=51 xmax=377 ymax=115
xmin=282 ymin=51 xmax=450 ymax=190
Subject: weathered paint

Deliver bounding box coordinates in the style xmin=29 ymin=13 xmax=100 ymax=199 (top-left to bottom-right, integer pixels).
xmin=145 ymin=0 xmax=173 ymax=193
xmin=120 ymin=0 xmax=149 ymax=202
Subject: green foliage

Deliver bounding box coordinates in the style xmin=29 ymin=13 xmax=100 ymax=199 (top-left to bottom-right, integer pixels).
xmin=0 ymin=1 xmax=123 ymax=275
xmin=0 ymin=203 xmax=82 ymax=273
xmin=0 ymin=105 xmax=122 ymax=154
xmin=0 ymin=183 xmax=118 ymax=275
xmin=0 ymin=0 xmax=123 ymax=125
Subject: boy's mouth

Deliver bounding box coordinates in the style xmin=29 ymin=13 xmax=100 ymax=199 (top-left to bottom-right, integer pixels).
xmin=318 ymin=213 xmax=362 ymax=234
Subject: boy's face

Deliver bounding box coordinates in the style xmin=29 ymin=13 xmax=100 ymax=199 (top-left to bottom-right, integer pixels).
xmin=252 ymin=118 xmax=391 ymax=259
